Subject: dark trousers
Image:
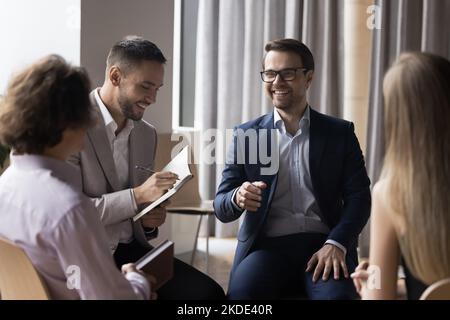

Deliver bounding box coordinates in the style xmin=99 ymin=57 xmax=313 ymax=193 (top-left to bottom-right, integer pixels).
xmin=114 ymin=240 xmax=225 ymax=300
xmin=228 ymin=233 xmax=358 ymax=300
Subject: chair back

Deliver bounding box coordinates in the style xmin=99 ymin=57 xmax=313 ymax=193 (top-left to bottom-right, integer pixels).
xmin=0 ymin=238 xmax=49 ymax=300
xmin=420 ymin=278 xmax=450 ymax=300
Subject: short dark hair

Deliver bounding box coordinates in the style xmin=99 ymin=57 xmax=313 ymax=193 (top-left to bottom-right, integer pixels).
xmin=0 ymin=54 xmax=95 ymax=154
xmin=263 ymin=38 xmax=315 ymax=71
xmin=106 ymin=35 xmax=166 ymax=71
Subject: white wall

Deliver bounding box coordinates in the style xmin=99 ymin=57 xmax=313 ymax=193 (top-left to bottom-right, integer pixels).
xmin=0 ymin=0 xmax=80 ymax=94
xmin=80 ymin=0 xmax=174 ymax=134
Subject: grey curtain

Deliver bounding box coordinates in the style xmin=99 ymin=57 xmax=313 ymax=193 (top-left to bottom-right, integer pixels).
xmin=194 ymin=0 xmax=346 ymax=237
xmin=361 ymin=0 xmax=450 ymax=256
xmin=303 ymin=0 xmax=345 ymax=116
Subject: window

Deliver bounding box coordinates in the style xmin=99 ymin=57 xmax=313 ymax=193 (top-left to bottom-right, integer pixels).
xmin=173 ymin=0 xmax=199 ymax=129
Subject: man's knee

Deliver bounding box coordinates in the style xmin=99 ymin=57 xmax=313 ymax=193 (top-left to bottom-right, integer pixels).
xmin=227 ymin=251 xmax=290 ymax=300
xmin=228 ymin=276 xmax=268 ymax=300
xmin=307 ymin=278 xmax=358 ymax=300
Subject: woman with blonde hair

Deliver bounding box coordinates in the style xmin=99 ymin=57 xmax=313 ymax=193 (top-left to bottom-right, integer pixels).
xmin=351 ymin=52 xmax=450 ymax=299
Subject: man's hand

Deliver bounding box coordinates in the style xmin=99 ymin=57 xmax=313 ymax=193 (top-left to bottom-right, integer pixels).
xmin=121 ymin=263 xmax=158 ymax=300
xmin=234 ymin=181 xmax=267 ymax=212
xmin=306 ymin=244 xmax=349 ymax=282
xmin=133 ymin=171 xmax=178 ymax=205
xmin=141 ymin=201 xmax=170 ymax=228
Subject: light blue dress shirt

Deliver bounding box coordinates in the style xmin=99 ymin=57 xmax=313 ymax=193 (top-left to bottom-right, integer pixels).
xmin=232 ymin=106 xmax=346 ymax=254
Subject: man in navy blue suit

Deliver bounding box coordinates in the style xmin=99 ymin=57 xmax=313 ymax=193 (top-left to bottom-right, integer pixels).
xmin=214 ymin=39 xmax=371 ymax=299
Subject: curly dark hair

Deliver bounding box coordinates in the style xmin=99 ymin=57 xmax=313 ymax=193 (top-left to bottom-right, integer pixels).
xmin=0 ymin=54 xmax=95 ymax=154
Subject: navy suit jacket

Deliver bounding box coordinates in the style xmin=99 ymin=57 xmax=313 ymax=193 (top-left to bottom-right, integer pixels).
xmin=214 ymin=108 xmax=371 ymax=275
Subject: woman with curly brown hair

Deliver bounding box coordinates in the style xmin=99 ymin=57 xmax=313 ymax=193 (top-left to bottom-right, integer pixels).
xmin=0 ymin=55 xmax=153 ymax=299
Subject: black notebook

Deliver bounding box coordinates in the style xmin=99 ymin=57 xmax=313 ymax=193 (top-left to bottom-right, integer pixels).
xmin=135 ymin=240 xmax=174 ymax=290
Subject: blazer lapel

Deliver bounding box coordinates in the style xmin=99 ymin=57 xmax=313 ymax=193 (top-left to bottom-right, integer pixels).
xmin=255 ymin=113 xmax=279 ymax=210
xmin=129 ymin=124 xmax=152 ymax=188
xmin=309 ymin=108 xmax=328 ymax=194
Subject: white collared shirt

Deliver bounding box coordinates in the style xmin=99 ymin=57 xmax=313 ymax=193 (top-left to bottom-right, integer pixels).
xmin=94 ymin=89 xmax=135 ymax=243
xmin=0 ymin=154 xmax=149 ymax=299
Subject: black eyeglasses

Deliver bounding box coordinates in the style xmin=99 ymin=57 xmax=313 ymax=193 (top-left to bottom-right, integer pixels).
xmin=260 ymin=67 xmax=307 ymax=83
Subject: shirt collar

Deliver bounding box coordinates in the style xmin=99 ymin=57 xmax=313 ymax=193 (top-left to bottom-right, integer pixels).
xmin=273 ymin=105 xmax=311 ymax=134
xmin=94 ymin=88 xmax=134 ymax=137
xmin=9 ymin=153 xmax=81 ymax=188
xmin=94 ymin=88 xmax=115 ymax=127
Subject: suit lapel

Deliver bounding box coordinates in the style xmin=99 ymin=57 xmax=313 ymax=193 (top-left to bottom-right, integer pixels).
xmin=309 ymin=108 xmax=328 ymax=194
xmin=129 ymin=127 xmax=138 ymax=188
xmin=129 ymin=124 xmax=151 ymax=188
xmin=88 ymin=92 xmax=121 ymax=191
xmin=255 ymin=113 xmax=279 ymax=209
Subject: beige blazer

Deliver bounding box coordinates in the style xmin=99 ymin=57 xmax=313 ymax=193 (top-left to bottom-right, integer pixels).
xmin=69 ymin=91 xmax=157 ymax=251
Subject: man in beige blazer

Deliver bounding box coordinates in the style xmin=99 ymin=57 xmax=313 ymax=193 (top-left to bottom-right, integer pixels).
xmin=69 ymin=36 xmax=225 ymax=300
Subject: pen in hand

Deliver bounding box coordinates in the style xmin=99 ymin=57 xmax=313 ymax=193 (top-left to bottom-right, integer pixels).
xmin=135 ymin=166 xmax=180 ymax=180
xmin=135 ymin=165 xmax=156 ymax=174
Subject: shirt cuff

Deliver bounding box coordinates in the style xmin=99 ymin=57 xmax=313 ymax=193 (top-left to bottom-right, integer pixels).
xmin=231 ymin=188 xmax=243 ymax=212
xmin=130 ymin=188 xmax=138 ymax=213
xmin=125 ymin=271 xmax=150 ymax=300
xmin=325 ymin=240 xmax=347 ymax=256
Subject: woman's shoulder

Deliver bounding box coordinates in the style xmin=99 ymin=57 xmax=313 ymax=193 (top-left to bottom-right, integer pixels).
xmin=372 ymin=178 xmax=405 ymax=233
xmin=372 ymin=179 xmax=390 ymax=207
xmin=372 ymin=179 xmax=396 ymax=222
xmin=373 ymin=178 xmax=389 ymax=194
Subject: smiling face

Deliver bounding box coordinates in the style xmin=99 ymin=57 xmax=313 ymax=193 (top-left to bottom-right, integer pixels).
xmin=116 ymin=60 xmax=165 ymax=121
xmin=263 ymin=50 xmax=313 ymax=113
